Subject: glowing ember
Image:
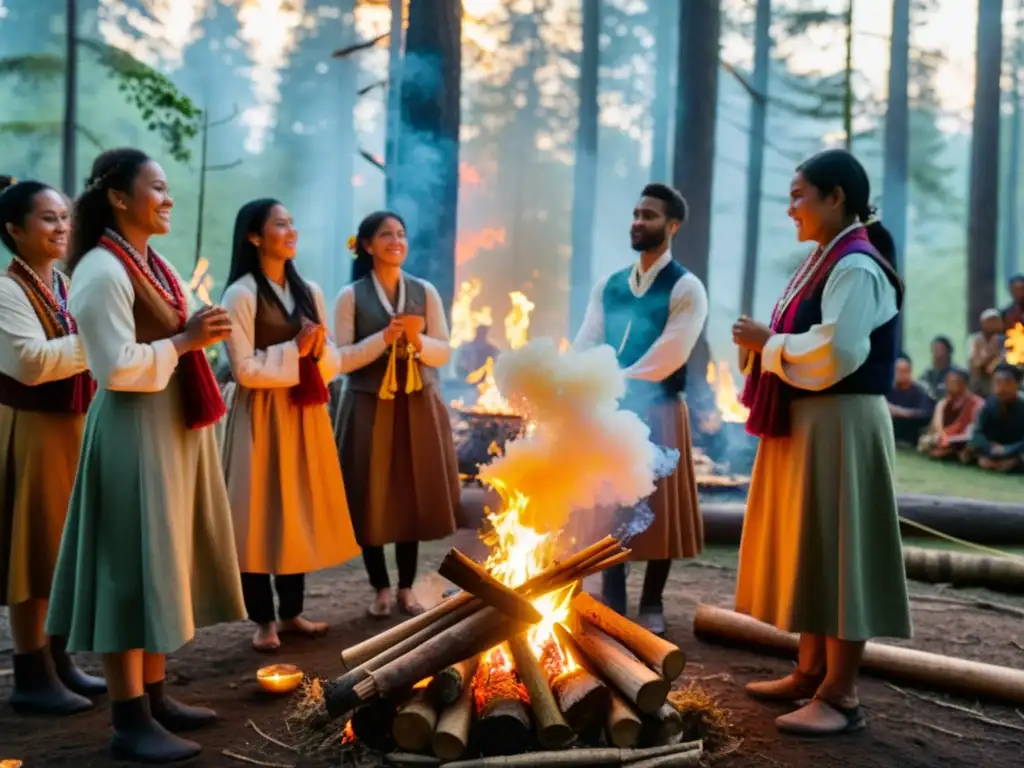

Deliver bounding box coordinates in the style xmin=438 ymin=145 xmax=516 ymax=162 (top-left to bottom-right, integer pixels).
xmin=504 ymin=291 xmax=535 ymax=350
xmin=340 ymin=719 xmax=356 ymax=745
xmin=188 ymin=258 xmax=214 ymax=307
xmin=451 ymin=278 xmax=494 ymax=349
xmin=1006 ymin=323 xmax=1024 ymax=366
xmin=705 ymin=361 xmax=749 ymax=423
xmin=413 ymin=676 xmax=434 ymax=690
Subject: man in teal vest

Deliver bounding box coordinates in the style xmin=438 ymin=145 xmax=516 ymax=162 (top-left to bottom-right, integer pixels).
xmin=573 ymin=183 xmax=707 ymax=635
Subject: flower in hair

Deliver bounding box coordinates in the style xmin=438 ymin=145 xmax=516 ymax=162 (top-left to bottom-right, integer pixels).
xmin=347 ymin=235 xmax=358 ymax=257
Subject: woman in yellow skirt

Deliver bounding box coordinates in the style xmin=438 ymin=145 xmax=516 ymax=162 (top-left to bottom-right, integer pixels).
xmin=732 ymin=149 xmax=912 ymax=736
xmin=0 ymin=176 xmax=104 ymax=714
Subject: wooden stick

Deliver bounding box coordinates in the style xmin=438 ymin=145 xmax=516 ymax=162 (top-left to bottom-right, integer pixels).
xmin=508 ymin=633 xmax=575 ymax=749
xmin=439 ymin=740 xmax=702 ymax=767
xmin=626 ymin=749 xmax=703 ymax=768
xmin=393 ymin=688 xmax=439 ymax=753
xmin=606 ymin=691 xmax=642 ymax=748
xmin=638 ymin=703 xmax=681 ymax=747
xmin=433 ymin=656 xmax=479 ymax=761
xmin=440 ymin=549 xmax=543 ymax=623
xmin=550 ymin=624 xmax=612 ymax=733
xmin=427 ymin=657 xmax=476 ymax=707
xmin=474 ymin=647 xmax=532 ymax=757
xmin=569 ymin=621 xmax=669 ymax=715
xmin=572 ymin=594 xmax=685 ymax=682
xmin=693 ymin=604 xmax=1024 ymax=704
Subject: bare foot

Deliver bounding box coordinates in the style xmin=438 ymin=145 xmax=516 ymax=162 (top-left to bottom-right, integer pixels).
xmin=252 ymin=623 xmax=280 ymax=652
xmin=775 ymin=696 xmax=866 ymax=735
xmin=277 ymin=616 xmax=329 ymax=636
xmin=397 ymin=588 xmax=424 ymax=616
xmin=367 ymin=589 xmax=391 ymax=619
xmin=745 ymin=671 xmax=823 ymax=702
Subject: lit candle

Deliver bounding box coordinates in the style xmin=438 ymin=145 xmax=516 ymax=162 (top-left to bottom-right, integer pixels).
xmin=256 ymin=663 xmax=303 ymax=694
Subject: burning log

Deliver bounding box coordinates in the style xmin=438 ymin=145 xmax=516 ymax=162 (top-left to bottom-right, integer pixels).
xmin=433 ymin=656 xmax=480 ymax=760
xmin=572 ymin=594 xmax=685 ymax=682
xmin=507 ymin=633 xmax=574 ymax=749
xmin=638 ymin=703 xmax=682 ymax=748
xmin=431 ymin=740 xmax=703 ymax=767
xmin=441 ymin=548 xmax=544 ymax=623
xmin=350 ymin=699 xmax=398 ymax=752
xmin=605 ymin=691 xmax=642 ymax=748
xmin=473 ymin=645 xmax=532 ymax=756
xmin=428 ymin=657 xmax=478 ymax=707
xmin=393 ymin=685 xmax=439 ymax=753
xmin=567 ymin=621 xmax=669 ymax=715
xmin=550 ymin=624 xmax=612 ymax=733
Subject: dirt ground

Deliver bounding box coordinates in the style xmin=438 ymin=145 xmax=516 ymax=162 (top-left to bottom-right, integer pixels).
xmin=2 ymin=533 xmax=1024 ymax=768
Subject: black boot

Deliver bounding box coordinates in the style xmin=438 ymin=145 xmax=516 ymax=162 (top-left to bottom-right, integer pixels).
xmin=49 ymin=635 xmax=107 ymax=697
xmin=145 ymin=680 xmax=218 ymax=732
xmin=10 ymin=646 xmax=93 ymax=715
xmin=110 ymin=695 xmax=201 ymax=763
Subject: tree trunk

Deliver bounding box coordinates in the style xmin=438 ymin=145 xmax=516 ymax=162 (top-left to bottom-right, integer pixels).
xmin=569 ymin=0 xmax=600 ymax=336
xmin=392 ymin=0 xmax=462 ymax=316
xmin=842 ymin=0 xmax=854 ymax=149
xmin=882 ymin=0 xmax=910 ymax=345
xmin=385 ymin=0 xmax=404 ymax=206
xmin=1002 ymin=1 xmax=1023 ymax=284
xmin=967 ymin=0 xmax=1003 ymax=326
xmin=649 ymin=2 xmax=678 ymax=182
xmin=332 ymin=0 xmax=357 ymax=297
xmin=62 ymin=0 xmax=78 ymax=195
xmin=739 ymin=0 xmax=771 ymax=318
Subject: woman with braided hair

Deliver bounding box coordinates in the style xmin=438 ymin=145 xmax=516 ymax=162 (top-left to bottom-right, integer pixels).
xmin=44 ymin=149 xmax=246 ymax=763
xmin=732 ymin=148 xmax=912 ymax=736
xmin=0 ymin=175 xmax=104 ymax=715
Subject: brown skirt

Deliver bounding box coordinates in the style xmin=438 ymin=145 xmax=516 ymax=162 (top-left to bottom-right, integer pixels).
xmin=0 ymin=405 xmax=85 ymax=606
xmin=334 ymin=383 xmax=460 ymax=547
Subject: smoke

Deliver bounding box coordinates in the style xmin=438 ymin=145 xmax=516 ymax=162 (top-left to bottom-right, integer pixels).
xmin=476 ymin=338 xmax=677 ymax=537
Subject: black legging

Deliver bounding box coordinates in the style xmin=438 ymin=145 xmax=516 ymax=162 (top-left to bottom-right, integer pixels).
xmin=602 ymin=560 xmax=672 ymax=611
xmin=240 ymin=573 xmax=305 ymax=624
xmin=362 ymin=542 xmax=419 ymax=590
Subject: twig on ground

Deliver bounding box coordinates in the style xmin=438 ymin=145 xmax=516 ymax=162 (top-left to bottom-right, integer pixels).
xmin=0 ymin=668 xmax=12 ymax=678
xmin=1011 ymin=638 xmax=1024 ymax=652
xmin=1017 ymin=709 xmax=1024 ymax=722
xmin=246 ymin=719 xmax=297 ymax=752
xmin=682 ymin=560 xmax=734 ymax=571
xmin=707 ymin=737 xmax=744 ymax=761
xmin=222 ymin=750 xmax=295 ymax=768
xmin=908 ymin=593 xmax=1024 ymax=620
xmin=885 ymin=683 xmax=1024 ymax=733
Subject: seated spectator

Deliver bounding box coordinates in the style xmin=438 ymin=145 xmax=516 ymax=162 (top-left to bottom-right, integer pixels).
xmin=918 ymin=367 xmax=983 ymax=461
xmin=967 ymin=309 xmax=1007 ymax=396
xmin=1002 ymin=274 xmax=1024 ymax=332
xmin=886 ymin=354 xmax=934 ymax=446
xmin=967 ymin=364 xmax=1024 ymax=473
xmin=921 ymin=335 xmax=954 ymax=400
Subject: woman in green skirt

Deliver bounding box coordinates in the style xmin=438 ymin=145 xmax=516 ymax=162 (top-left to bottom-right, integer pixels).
xmin=732 ymin=149 xmax=912 ymax=736
xmin=45 ymin=148 xmax=246 ymax=763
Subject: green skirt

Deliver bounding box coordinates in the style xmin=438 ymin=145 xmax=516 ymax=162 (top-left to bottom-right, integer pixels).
xmin=734 ymin=394 xmax=912 ymax=641
xmin=46 ymin=375 xmax=246 ymax=654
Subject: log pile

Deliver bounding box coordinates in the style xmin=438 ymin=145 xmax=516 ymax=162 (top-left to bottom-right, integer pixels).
xmin=326 ymin=537 xmax=700 ymax=763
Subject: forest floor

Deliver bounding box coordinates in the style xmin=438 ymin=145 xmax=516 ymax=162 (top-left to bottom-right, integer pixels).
xmin=2 ymin=536 xmax=1024 ymax=768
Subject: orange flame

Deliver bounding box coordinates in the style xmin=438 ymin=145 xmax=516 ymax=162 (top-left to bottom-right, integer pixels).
xmin=456 ymin=227 xmax=506 ymax=267
xmin=706 ymin=361 xmax=749 ymax=423
xmin=450 ymin=278 xmax=494 ymax=349
xmin=1006 ymin=323 xmax=1024 ymax=366
xmin=189 ymin=258 xmax=214 ymax=306
xmin=341 ymin=720 xmax=355 ymax=745
xmin=504 ymin=291 xmax=534 ymax=350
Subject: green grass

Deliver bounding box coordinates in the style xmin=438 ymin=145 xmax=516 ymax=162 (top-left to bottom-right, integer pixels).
xmin=893 ymin=449 xmax=1024 ymax=504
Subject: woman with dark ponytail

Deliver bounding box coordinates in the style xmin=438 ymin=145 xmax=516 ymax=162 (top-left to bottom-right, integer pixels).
xmin=220 ymin=199 xmax=358 ymax=652
xmin=44 ymin=149 xmax=246 ymax=763
xmin=731 ymin=148 xmax=911 ymax=735
xmin=333 ymin=211 xmax=460 ymax=618
xmin=0 ymin=176 xmax=104 ymax=716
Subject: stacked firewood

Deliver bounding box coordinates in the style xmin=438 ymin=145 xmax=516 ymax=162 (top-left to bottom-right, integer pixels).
xmin=322 ymin=537 xmax=702 ymax=765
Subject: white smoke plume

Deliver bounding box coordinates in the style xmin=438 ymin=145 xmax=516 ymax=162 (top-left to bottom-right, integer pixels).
xmin=476 ymin=337 xmax=670 ymax=534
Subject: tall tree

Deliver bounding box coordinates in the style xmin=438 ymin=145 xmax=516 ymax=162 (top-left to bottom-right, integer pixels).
xmin=739 ymin=0 xmax=772 ymax=318
xmin=392 ymin=0 xmax=462 ymax=314
xmin=882 ymin=0 xmax=910 ymax=280
xmin=1002 ymin=0 xmax=1024 ymax=283
xmin=385 ymin=0 xmax=404 ymax=206
xmin=967 ymin=0 xmax=1003 ymax=325
xmin=63 ymin=0 xmax=78 ymax=194
xmin=649 ymin=2 xmax=678 ymax=182
xmin=569 ymin=0 xmax=600 ymax=335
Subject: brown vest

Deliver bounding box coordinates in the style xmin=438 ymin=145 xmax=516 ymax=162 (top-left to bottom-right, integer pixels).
xmin=253 ymin=290 xmax=303 ymax=352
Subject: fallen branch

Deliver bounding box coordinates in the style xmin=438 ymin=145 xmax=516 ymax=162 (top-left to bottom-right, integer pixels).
xmin=245 ymin=719 xmax=297 ymax=752
xmin=909 ymin=593 xmax=1024 ymax=620
xmin=221 ymin=750 xmax=294 ymax=768
xmin=886 ymin=683 xmax=1024 ymax=733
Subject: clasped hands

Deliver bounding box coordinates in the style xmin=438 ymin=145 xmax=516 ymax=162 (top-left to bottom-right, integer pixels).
xmin=382 ymin=314 xmax=426 ymax=351
xmin=295 ymin=319 xmax=327 ymax=359
xmin=732 ymin=314 xmax=773 ymax=353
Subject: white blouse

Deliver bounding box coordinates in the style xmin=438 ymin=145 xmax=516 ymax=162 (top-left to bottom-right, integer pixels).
xmin=0 ymin=274 xmax=87 ymax=384
xmin=221 ymin=273 xmax=341 ymax=389
xmin=332 ymin=272 xmax=452 ymax=374
xmin=68 ymin=247 xmax=180 ymax=392
xmin=573 ymin=250 xmax=708 ymax=381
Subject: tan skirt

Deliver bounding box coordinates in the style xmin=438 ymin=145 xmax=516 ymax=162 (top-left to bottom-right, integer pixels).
xmin=734 ymin=394 xmax=913 ymax=641
xmin=0 ymin=405 xmax=85 ymax=606
xmin=334 ymin=382 xmax=460 ymax=547
xmin=222 ymin=387 xmax=359 ymax=574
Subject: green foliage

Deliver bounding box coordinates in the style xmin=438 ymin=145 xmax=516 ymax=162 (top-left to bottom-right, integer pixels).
xmin=0 ymin=119 xmax=104 ymax=149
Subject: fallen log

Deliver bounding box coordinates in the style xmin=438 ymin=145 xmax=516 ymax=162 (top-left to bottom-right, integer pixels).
xmin=473 ymin=646 xmax=532 ymax=756
xmin=433 ymin=656 xmax=480 ymax=761
xmin=605 ymin=691 xmax=642 ymax=748
xmin=350 ymin=699 xmax=397 ymax=752
xmin=638 ymin=702 xmax=681 ymax=748
xmin=428 ymin=658 xmax=477 ymax=708
xmin=437 ymin=740 xmax=702 ymax=767
xmin=903 ymin=546 xmax=1024 ymax=594
xmin=550 ymin=624 xmax=612 ymax=733
xmin=568 ymin=621 xmax=669 ymax=715
xmin=440 ymin=549 xmax=543 ymax=623
xmin=508 ymin=633 xmax=574 ymax=749
xmin=393 ymin=687 xmax=439 ymax=753
xmin=572 ymin=594 xmax=685 ymax=682
xmin=693 ymin=604 xmax=1024 ymax=704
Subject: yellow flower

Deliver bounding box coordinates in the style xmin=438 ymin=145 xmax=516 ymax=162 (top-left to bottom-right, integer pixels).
xmin=347 ymin=235 xmax=358 ymax=257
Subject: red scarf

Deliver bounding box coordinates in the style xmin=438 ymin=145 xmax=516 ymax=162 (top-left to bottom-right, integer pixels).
xmin=740 ymin=227 xmax=874 ymax=438
xmin=98 ymin=234 xmax=225 ymax=429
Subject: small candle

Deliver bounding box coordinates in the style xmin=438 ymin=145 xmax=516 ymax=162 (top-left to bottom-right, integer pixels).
xmin=257 ymin=663 xmax=303 ymax=694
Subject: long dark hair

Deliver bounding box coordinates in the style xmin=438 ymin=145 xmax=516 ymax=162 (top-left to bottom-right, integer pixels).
xmin=0 ymin=176 xmax=55 ymax=256
xmin=67 ymin=147 xmax=152 ymax=274
xmin=352 ymin=210 xmax=406 ymax=282
xmin=797 ymin=148 xmax=896 ymax=268
xmin=225 ymin=198 xmax=319 ymax=322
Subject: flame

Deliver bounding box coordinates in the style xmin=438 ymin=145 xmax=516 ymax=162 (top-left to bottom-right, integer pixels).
xmin=558 ymin=337 xmax=572 ymax=354
xmin=189 ymin=258 xmax=214 ymax=306
xmin=456 ymin=227 xmax=506 ymax=267
xmin=413 ymin=676 xmax=433 ymax=690
xmin=504 ymin=291 xmax=535 ymax=350
xmin=1006 ymin=323 xmax=1024 ymax=366
xmin=459 ymin=357 xmax=518 ymax=416
xmin=450 ymin=278 xmax=494 ymax=349
xmin=706 ymin=361 xmax=749 ymax=423
xmin=340 ymin=719 xmax=355 ymax=745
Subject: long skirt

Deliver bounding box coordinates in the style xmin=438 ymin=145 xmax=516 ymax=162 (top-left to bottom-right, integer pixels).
xmin=46 ymin=375 xmax=247 ymax=654
xmin=734 ymin=394 xmax=913 ymax=641
xmin=0 ymin=406 xmax=84 ymax=606
xmin=222 ymin=387 xmax=359 ymax=574
xmin=334 ymin=384 xmax=459 ymax=547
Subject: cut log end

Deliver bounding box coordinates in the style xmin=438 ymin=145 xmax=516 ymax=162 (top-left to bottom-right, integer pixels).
xmin=640 ymin=701 xmax=683 ymax=747
xmin=551 ymin=667 xmax=611 ymax=733
xmin=427 ymin=664 xmax=465 ymax=707
xmin=607 ymin=692 xmax=643 ymax=748
xmin=635 ymin=679 xmax=671 ymax=715
xmin=393 ymin=690 xmax=439 ymax=753
xmin=350 ymin=699 xmax=397 ymax=753
xmin=475 ymin=698 xmax=532 ymax=756
xmin=661 ymin=650 xmax=686 ymax=683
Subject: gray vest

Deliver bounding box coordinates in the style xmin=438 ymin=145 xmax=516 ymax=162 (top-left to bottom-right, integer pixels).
xmin=345 ymin=274 xmax=439 ymax=394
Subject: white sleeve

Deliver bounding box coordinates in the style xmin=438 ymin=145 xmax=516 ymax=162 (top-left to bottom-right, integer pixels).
xmin=625 ymin=273 xmax=708 ymax=382
xmin=331 ymin=285 xmax=389 ymax=375
xmin=572 ymin=276 xmax=609 ymax=350
xmin=68 ymin=249 xmax=179 ymax=392
xmin=222 ymin=281 xmax=300 ymax=389
xmin=309 ymin=281 xmax=342 ymax=382
xmin=0 ymin=277 xmax=87 ymax=385
xmin=418 ymin=281 xmax=452 ymax=368
xmin=761 ymin=254 xmax=898 ymax=391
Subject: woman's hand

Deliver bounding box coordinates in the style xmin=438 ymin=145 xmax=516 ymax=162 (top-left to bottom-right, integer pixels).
xmin=382 ymin=317 xmax=406 ymax=346
xmin=397 ymin=314 xmax=425 ymax=350
xmin=180 ymin=306 xmax=232 ymax=352
xmin=295 ymin=322 xmax=319 ymax=358
xmin=732 ymin=315 xmax=773 ymax=352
